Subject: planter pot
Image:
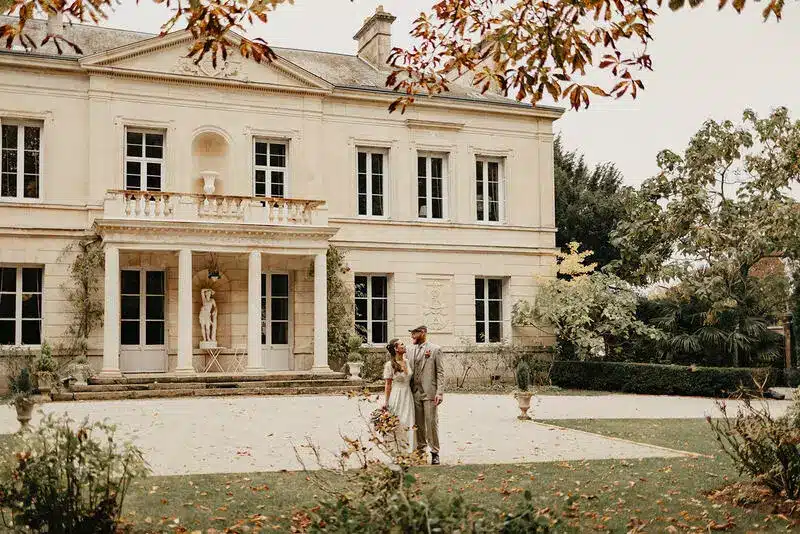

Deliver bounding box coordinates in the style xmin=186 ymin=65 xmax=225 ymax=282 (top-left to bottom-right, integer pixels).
xmin=200 ymin=171 xmax=219 ymax=195
xmin=514 ymin=392 xmax=534 ymax=420
xmin=36 ymin=372 xmax=53 ymax=394
xmin=347 ymin=362 xmax=363 ymax=380
xmin=14 ymin=398 xmax=35 ymax=430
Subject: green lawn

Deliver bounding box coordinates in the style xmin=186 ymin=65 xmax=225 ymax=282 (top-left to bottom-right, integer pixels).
xmin=3 ymin=420 xmax=794 ymax=533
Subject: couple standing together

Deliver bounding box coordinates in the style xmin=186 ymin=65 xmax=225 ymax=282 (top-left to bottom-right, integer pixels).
xmin=382 ymin=325 xmax=444 ymax=465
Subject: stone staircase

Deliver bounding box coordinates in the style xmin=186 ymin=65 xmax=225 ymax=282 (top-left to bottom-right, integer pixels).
xmin=52 ymin=372 xmax=382 ymax=401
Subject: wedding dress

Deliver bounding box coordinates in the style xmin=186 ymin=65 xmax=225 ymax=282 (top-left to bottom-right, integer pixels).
xmin=383 ymin=358 xmax=415 ymax=453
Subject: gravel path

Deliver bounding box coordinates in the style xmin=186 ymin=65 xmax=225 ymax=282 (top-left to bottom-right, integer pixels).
xmin=0 ymin=393 xmax=789 ymax=476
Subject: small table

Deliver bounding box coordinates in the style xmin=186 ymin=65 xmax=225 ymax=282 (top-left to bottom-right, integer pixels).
xmin=202 ymin=346 xmax=226 ymax=373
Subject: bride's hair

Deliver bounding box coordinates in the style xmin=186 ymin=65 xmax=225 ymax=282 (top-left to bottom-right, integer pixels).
xmin=386 ymin=338 xmax=402 ymax=374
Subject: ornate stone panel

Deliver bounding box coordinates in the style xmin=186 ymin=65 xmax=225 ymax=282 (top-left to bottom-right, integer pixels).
xmin=417 ymin=274 xmax=454 ymax=334
xmin=174 ymin=56 xmax=248 ymax=81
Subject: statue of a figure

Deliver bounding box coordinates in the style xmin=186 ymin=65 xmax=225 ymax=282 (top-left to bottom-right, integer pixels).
xmin=199 ymin=288 xmax=218 ymax=348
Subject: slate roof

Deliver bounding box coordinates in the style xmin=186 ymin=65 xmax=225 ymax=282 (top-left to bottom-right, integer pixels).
xmin=0 ymin=16 xmax=553 ymax=109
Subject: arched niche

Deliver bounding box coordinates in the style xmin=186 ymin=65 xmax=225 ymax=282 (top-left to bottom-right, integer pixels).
xmin=191 ymin=128 xmax=231 ymax=195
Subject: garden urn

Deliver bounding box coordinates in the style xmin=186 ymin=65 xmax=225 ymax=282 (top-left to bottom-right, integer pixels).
xmin=514 ymin=391 xmax=534 ymax=420
xmin=347 ymin=361 xmax=364 ymax=380
xmin=200 ymin=171 xmax=219 ymax=195
xmin=14 ymin=398 xmax=34 ymax=430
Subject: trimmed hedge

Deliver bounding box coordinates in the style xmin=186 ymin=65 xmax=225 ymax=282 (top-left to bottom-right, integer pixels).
xmin=550 ymin=360 xmax=791 ymax=398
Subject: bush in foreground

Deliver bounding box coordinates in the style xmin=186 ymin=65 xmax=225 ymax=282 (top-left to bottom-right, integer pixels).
xmin=0 ymin=413 xmax=149 ymax=533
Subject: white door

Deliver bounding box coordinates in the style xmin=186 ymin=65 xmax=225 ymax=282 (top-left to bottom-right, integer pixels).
xmin=120 ymin=269 xmax=167 ymax=373
xmin=261 ymin=272 xmax=292 ymax=370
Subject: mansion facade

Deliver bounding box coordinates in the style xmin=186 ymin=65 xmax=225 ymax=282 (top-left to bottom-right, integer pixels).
xmin=0 ymin=9 xmax=561 ymax=379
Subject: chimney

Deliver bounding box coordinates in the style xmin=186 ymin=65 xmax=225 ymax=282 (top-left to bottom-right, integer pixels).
xmin=353 ymin=5 xmax=396 ymax=68
xmin=46 ymin=11 xmax=64 ymax=37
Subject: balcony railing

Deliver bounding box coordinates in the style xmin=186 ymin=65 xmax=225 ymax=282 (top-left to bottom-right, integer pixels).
xmin=103 ymin=190 xmax=327 ymax=226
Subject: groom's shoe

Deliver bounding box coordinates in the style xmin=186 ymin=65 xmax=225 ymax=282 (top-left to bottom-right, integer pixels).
xmin=431 ymin=452 xmax=440 ymax=465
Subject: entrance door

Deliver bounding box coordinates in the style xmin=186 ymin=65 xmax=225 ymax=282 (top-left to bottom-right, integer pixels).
xmin=120 ymin=269 xmax=167 ymax=373
xmin=261 ymin=272 xmax=291 ymax=370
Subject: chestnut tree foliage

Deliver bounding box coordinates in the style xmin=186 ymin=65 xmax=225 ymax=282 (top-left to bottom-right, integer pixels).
xmin=0 ymin=0 xmax=785 ymax=111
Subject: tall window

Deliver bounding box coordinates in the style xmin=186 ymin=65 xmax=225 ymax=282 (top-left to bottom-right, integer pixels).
xmin=475 ymin=277 xmax=503 ymax=343
xmin=355 ymin=275 xmax=388 ymax=344
xmin=357 ymin=149 xmax=386 ymax=217
xmin=476 ymin=158 xmax=503 ymax=222
xmin=125 ymin=129 xmax=164 ymax=191
xmin=120 ymin=270 xmax=165 ymax=346
xmin=0 ymin=267 xmax=43 ymax=345
xmin=254 ymin=140 xmax=287 ymax=198
xmin=417 ymin=153 xmax=446 ymax=219
xmin=261 ymin=273 xmax=290 ymax=345
xmin=1 ymin=121 xmax=41 ymax=199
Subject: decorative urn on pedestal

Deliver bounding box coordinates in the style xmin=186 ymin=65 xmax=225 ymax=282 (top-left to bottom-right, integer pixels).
xmin=200 ymin=171 xmax=219 ymax=195
xmin=513 ymin=360 xmax=534 ymax=420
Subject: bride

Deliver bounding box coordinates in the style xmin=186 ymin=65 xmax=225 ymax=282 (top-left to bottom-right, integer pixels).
xmin=382 ymin=338 xmax=415 ymax=453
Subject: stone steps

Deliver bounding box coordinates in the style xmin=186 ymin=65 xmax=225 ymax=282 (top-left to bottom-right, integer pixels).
xmin=53 ymin=383 xmax=383 ymax=402
xmin=89 ymin=373 xmax=339 ymax=385
xmin=70 ymin=378 xmax=355 ymax=393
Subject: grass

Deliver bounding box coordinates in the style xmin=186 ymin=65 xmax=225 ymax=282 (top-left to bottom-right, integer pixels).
xmin=1 ymin=419 xmax=791 ymax=532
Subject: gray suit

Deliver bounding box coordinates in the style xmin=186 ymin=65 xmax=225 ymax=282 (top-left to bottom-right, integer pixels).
xmin=410 ymin=340 xmax=444 ymax=454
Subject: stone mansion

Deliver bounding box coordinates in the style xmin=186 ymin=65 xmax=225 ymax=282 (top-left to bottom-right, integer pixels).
xmin=0 ymin=9 xmax=561 ymax=379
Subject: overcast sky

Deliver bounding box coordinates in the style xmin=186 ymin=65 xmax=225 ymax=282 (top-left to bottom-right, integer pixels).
xmin=99 ymin=0 xmax=800 ymax=187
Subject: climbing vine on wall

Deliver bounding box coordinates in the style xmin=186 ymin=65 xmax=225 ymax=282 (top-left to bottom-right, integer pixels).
xmin=59 ymin=236 xmax=105 ymax=358
xmin=310 ymin=245 xmax=355 ymax=372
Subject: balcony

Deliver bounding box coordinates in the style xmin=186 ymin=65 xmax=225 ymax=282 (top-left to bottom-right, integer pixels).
xmin=102 ymin=190 xmax=327 ymax=227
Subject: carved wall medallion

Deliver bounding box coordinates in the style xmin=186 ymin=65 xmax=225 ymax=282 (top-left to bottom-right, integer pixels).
xmin=174 ymin=56 xmax=247 ymax=81
xmin=417 ymin=275 xmax=454 ymax=334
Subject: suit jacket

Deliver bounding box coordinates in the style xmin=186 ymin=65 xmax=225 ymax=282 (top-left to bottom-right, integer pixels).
xmin=411 ymin=341 xmax=445 ymax=401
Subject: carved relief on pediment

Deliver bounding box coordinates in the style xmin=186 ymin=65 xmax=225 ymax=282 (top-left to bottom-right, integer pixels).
xmin=173 ymin=55 xmax=248 ymax=81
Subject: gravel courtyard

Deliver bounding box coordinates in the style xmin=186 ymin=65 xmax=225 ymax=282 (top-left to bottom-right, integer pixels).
xmin=0 ymin=393 xmax=788 ymax=476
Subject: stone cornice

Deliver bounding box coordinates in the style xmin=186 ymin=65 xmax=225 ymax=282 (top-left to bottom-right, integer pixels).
xmin=405 ymin=119 xmax=465 ymax=132
xmin=328 ymin=217 xmax=557 ymax=233
xmin=329 ymin=240 xmax=559 ymax=255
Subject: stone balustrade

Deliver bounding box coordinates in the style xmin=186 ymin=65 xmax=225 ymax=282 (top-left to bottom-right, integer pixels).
xmin=103 ymin=190 xmax=327 ymax=226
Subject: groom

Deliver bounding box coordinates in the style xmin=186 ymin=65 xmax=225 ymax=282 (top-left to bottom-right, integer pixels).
xmin=409 ymin=325 xmax=444 ymax=465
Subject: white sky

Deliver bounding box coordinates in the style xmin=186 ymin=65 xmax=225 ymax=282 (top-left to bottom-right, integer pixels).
xmin=98 ymin=0 xmax=800 ymax=187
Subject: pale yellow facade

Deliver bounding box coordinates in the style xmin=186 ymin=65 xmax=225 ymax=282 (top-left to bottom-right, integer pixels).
xmin=0 ymin=11 xmax=561 ymax=379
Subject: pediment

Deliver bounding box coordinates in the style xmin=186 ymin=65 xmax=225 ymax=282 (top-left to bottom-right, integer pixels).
xmin=79 ymin=31 xmax=332 ymax=91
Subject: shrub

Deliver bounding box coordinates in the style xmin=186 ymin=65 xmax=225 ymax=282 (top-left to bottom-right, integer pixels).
xmin=360 ymin=350 xmax=387 ymax=382
xmin=33 ymin=341 xmax=57 ymax=374
xmin=0 ymin=413 xmax=149 ymax=533
xmin=708 ymin=392 xmax=800 ymax=498
xmin=549 ymin=360 xmax=783 ymax=397
xmin=515 ymin=360 xmax=530 ymax=391
xmin=5 ymin=367 xmax=34 ymax=404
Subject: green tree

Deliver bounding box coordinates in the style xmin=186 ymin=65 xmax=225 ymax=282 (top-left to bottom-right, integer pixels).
xmin=0 ymin=0 xmax=785 ymax=111
xmin=554 ymin=137 xmax=629 ymax=270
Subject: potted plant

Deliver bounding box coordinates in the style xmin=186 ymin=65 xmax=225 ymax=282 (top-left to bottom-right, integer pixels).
xmin=345 ymin=334 xmax=366 ymax=380
xmin=514 ymin=360 xmax=534 ymax=420
xmin=7 ymin=367 xmax=35 ymax=431
xmin=67 ymin=355 xmax=94 ymax=386
xmin=33 ymin=341 xmax=57 ymax=394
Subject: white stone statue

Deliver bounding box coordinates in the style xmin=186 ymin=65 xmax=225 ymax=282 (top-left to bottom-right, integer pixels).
xmin=199 ymin=288 xmax=218 ymax=349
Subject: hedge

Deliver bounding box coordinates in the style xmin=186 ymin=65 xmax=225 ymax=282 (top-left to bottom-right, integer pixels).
xmin=550 ymin=360 xmax=791 ymax=398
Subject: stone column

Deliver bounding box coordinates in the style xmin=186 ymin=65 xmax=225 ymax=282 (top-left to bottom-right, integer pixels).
xmin=100 ymin=245 xmax=121 ymax=377
xmin=312 ymin=251 xmax=330 ymax=373
xmin=246 ymin=251 xmax=263 ymax=373
xmin=175 ymin=248 xmax=195 ymax=375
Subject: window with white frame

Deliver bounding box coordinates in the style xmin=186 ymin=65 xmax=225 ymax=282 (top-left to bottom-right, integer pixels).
xmin=125 ymin=129 xmax=164 ymax=191
xmin=417 ymin=153 xmax=446 ymax=219
xmin=357 ymin=149 xmax=387 ymax=217
xmin=1 ymin=120 xmax=41 ymax=199
xmin=261 ymin=273 xmax=290 ymax=345
xmin=476 ymin=157 xmax=503 ymax=222
xmin=475 ymin=277 xmax=503 ymax=343
xmin=0 ymin=267 xmax=43 ymax=345
xmin=253 ymin=140 xmax=287 ymax=198
xmin=355 ymin=274 xmax=388 ymax=344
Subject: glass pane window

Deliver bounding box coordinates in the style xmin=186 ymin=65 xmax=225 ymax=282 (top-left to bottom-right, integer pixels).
xmin=261 ymin=273 xmax=291 ymax=345
xmin=0 ymin=266 xmax=43 ymax=345
xmin=354 ymin=275 xmax=388 ymax=344
xmin=120 ymin=269 xmax=165 ymax=346
xmin=1 ymin=122 xmax=41 ymax=199
xmin=417 ymin=153 xmax=447 ymax=219
xmin=475 ymin=277 xmax=503 ymax=343
xmin=125 ymin=128 xmax=164 ymax=191
xmin=476 ymin=158 xmax=503 ymax=222
xmin=253 ymin=140 xmax=288 ymax=198
xmin=356 ymin=149 xmax=386 ymax=217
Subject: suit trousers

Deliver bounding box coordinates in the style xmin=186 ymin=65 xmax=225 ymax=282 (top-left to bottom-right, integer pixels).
xmin=414 ymin=397 xmax=439 ymax=454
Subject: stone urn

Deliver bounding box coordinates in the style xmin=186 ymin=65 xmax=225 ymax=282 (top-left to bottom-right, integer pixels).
xmin=200 ymin=171 xmax=219 ymax=195
xmin=347 ymin=361 xmax=364 ymax=380
xmin=14 ymin=397 xmax=35 ymax=430
xmin=36 ymin=372 xmax=53 ymax=394
xmin=514 ymin=391 xmax=534 ymax=420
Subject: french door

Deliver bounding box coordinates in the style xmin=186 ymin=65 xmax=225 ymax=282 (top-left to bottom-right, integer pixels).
xmin=261 ymin=272 xmax=291 ymax=370
xmin=120 ymin=269 xmax=167 ymax=373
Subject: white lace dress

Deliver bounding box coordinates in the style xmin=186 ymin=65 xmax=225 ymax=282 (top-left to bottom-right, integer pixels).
xmin=383 ymin=359 xmax=415 ymax=452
